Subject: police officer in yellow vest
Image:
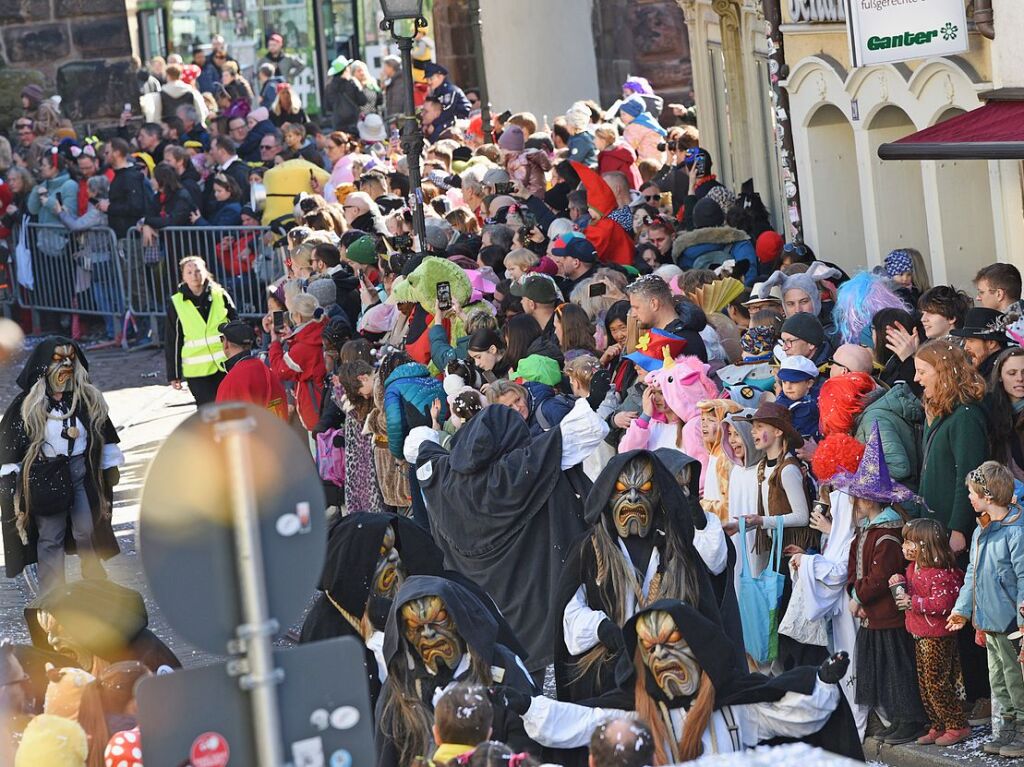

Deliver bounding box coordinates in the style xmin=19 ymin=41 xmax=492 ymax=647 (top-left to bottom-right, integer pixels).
xmin=165 ymin=256 xmax=238 ymax=406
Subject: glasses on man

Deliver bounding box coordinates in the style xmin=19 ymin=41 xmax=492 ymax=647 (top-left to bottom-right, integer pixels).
xmin=260 ymin=143 xmax=276 ymax=150
xmin=828 ymin=358 xmax=849 ymax=373
xmin=779 ymin=336 xmax=798 ymax=349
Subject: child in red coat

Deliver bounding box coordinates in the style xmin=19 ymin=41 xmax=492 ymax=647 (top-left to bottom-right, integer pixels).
xmin=898 ymin=519 xmax=968 ymax=746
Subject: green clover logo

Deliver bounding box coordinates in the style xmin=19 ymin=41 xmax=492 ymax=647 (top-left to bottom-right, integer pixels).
xmin=941 ymin=22 xmax=958 ymax=41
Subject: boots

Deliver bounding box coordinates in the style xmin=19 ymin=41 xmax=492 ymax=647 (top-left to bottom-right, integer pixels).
xmin=999 ymin=720 xmax=1024 ymax=758
xmin=983 ymin=718 xmax=1016 ymax=755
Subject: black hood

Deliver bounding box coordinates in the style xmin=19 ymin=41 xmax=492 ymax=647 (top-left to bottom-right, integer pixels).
xmin=16 ymin=336 xmax=89 ymax=391
xmin=585 ymin=449 xmax=703 ymax=533
xmin=25 ymin=580 xmax=148 ymax=657
xmin=316 ymin=512 xmax=445 ymax=615
xmin=448 ymin=405 xmax=531 ymax=474
xmin=616 ymin=599 xmax=813 ymax=709
xmin=382 ymin=575 xmax=499 ymax=671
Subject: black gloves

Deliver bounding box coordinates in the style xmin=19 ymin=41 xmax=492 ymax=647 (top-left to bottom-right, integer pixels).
xmin=587 ymin=369 xmax=611 ymax=412
xmin=491 ymin=685 xmax=532 ymax=716
xmin=597 ymin=618 xmax=624 ymax=653
xmin=818 ymin=651 xmax=850 ymax=684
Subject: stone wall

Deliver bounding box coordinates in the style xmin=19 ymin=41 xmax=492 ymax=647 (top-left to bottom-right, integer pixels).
xmin=0 ymin=0 xmax=135 ymax=130
xmin=592 ymin=0 xmax=693 ymax=117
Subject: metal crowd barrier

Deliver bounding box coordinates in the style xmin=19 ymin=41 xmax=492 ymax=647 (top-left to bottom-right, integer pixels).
xmin=123 ymin=224 xmax=285 ymax=321
xmin=11 ymin=223 xmax=128 ymax=342
xmin=11 ymin=222 xmax=287 ymax=346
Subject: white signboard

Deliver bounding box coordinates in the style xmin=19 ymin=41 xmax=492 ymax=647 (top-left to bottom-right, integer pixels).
xmin=845 ymin=0 xmax=969 ymax=68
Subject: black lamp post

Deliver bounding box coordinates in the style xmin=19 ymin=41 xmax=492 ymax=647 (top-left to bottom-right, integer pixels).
xmin=379 ymin=0 xmax=428 ymax=251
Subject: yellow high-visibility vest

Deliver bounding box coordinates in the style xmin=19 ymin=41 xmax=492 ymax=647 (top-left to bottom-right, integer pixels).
xmin=172 ymin=288 xmax=228 ymax=378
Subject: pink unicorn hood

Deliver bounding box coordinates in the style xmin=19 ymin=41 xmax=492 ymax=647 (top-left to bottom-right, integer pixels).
xmin=644 ymin=355 xmax=718 ymax=422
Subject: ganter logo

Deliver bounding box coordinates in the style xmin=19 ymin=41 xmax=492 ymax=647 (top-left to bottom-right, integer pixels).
xmin=866 ymin=21 xmax=957 ymax=50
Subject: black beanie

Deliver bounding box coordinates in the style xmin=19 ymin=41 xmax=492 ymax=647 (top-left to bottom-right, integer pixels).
xmin=781 ymin=312 xmax=825 ymax=349
xmin=693 ymin=196 xmax=725 ymax=229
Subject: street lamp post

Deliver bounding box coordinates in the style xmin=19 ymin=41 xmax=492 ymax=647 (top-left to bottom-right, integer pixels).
xmin=379 ymin=0 xmax=428 ymax=251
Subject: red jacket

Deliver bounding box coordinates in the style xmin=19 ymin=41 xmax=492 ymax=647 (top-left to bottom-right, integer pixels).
xmin=847 ymin=520 xmax=905 ymax=630
xmin=216 ymin=353 xmax=288 ymax=420
xmin=269 ymin=320 xmax=326 ymax=430
xmin=904 ymin=562 xmax=963 ymax=638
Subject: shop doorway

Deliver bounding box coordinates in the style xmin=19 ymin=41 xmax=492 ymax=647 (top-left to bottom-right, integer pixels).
xmin=867 ymin=106 xmax=929 ymax=261
xmin=931 ymin=108 xmax=997 ymax=290
xmin=805 ymin=104 xmax=865 ymax=263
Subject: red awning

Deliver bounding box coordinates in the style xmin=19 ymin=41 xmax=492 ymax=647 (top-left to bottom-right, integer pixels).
xmin=878 ymin=99 xmax=1024 ymax=160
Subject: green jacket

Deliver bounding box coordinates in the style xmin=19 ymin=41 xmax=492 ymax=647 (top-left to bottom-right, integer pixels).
xmin=919 ymin=402 xmax=990 ymax=536
xmin=855 ymin=382 xmax=923 ymax=489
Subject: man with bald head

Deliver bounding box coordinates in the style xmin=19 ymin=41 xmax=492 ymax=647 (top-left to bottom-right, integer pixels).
xmin=829 ymin=343 xmax=875 ymax=378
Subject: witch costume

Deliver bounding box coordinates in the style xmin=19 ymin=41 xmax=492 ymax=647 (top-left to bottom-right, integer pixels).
xmin=375 ymin=576 xmax=538 ymax=767
xmin=517 ymin=600 xmax=863 ymax=765
xmin=554 ymin=449 xmax=741 ymax=703
xmin=0 ymin=338 xmax=123 ymax=589
xmin=836 ymin=423 xmax=927 ymax=740
xmin=413 ymin=399 xmax=608 ymax=675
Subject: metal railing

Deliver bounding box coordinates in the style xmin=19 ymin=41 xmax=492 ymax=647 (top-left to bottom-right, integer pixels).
xmin=123 ymin=225 xmax=285 ymax=319
xmin=10 ymin=222 xmax=287 ymax=346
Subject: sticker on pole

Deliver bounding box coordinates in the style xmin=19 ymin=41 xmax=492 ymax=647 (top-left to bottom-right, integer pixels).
xmin=190 ymin=732 xmax=230 ymax=767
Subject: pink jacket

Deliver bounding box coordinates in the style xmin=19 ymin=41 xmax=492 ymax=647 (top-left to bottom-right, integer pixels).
xmin=904 ymin=562 xmax=964 ymax=638
xmin=624 ymin=123 xmax=666 ymax=163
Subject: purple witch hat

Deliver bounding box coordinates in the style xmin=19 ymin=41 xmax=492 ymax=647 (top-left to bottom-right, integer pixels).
xmin=830 ymin=421 xmax=921 ymax=505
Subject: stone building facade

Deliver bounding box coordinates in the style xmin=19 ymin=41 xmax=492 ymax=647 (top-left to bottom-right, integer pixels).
xmin=0 ymin=0 xmax=135 ymax=130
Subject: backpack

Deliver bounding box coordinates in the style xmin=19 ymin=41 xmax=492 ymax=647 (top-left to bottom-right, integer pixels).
xmin=691 ymin=244 xmax=734 ymax=271
xmin=315 ymin=428 xmax=345 ymax=487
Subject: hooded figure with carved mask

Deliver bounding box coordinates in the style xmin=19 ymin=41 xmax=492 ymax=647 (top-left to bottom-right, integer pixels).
xmin=0 ymin=338 xmax=123 ymax=589
xmin=554 ymin=449 xmax=736 ymax=705
xmin=508 ymin=600 xmax=861 ymax=766
xmin=299 ymin=513 xmax=447 ymax=707
xmin=375 ymin=576 xmax=538 ymax=767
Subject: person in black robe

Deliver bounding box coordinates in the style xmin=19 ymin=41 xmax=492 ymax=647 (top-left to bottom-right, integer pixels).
xmin=299 ymin=513 xmax=445 ymax=706
xmin=413 ymin=401 xmax=607 ymax=680
xmin=504 ymin=600 xmax=863 ymax=765
xmin=17 ymin=580 xmax=179 ymax=710
xmin=0 ymin=337 xmax=122 ymax=589
xmin=375 ymin=576 xmax=537 ymax=767
xmin=554 ymin=449 xmax=741 ymax=704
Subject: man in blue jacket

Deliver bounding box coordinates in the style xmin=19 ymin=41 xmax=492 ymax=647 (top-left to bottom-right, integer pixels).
xmin=671 ymin=196 xmax=757 ymax=284
xmin=422 ymin=62 xmax=471 ymax=137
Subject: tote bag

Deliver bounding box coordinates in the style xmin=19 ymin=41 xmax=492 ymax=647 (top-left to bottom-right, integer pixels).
xmin=315 ymin=427 xmax=346 ymax=487
xmin=738 ymin=516 xmax=785 ymax=665
xmin=779 ymin=558 xmax=829 ymax=647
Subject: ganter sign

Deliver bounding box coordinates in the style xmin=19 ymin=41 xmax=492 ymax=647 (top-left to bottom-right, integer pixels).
xmin=846 ymin=0 xmax=969 ymax=67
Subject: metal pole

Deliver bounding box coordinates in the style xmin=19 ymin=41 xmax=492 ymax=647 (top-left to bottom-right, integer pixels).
xmin=396 ymin=34 xmax=428 ymax=250
xmin=468 ymin=0 xmax=492 ymax=144
xmin=217 ymin=414 xmax=284 ymax=767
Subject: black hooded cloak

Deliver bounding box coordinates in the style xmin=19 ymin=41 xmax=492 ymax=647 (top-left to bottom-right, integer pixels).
xmin=415 ymin=405 xmax=590 ymax=673
xmin=553 ymin=449 xmax=742 ymax=703
xmin=22 ymin=580 xmax=180 ymax=676
xmin=584 ymin=600 xmax=863 ymax=761
xmin=376 ymin=576 xmax=537 ymax=767
xmin=299 ymin=512 xmax=525 ymax=706
xmin=0 ymin=337 xmax=120 ymax=578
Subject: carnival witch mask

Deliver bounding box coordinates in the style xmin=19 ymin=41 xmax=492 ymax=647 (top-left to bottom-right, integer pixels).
xmin=611 ymin=456 xmax=661 ymax=538
xmin=636 ymin=610 xmax=701 ymax=700
xmin=46 ymin=344 xmax=77 ymax=393
xmin=400 ymin=595 xmax=465 ymax=675
xmin=372 ymin=524 xmax=405 ymax=601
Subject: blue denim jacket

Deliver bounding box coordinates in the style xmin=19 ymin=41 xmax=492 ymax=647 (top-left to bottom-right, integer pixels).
xmin=952 ymin=503 xmax=1024 ymax=633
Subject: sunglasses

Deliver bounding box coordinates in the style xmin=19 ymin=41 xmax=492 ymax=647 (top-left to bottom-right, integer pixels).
xmin=828 ymin=358 xmax=849 ymax=372
xmin=783 ymin=242 xmax=808 ymax=256
xmin=643 ymin=194 xmax=659 ymax=201
xmin=260 ymin=144 xmax=276 ymax=150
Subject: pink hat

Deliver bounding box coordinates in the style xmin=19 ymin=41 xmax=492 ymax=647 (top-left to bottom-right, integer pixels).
xmin=498 ymin=125 xmax=525 ymax=153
